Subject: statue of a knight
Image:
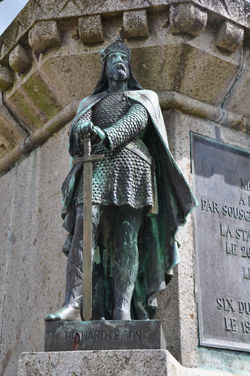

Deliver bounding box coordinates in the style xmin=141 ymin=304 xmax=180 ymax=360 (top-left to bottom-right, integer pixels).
xmin=44 ymin=37 xmax=197 ymax=322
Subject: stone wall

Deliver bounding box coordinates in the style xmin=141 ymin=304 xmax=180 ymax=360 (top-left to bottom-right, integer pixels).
xmin=161 ymin=110 xmax=250 ymax=372
xmin=1 ymin=0 xmax=250 ymax=375
xmin=0 ymin=124 xmax=70 ymax=376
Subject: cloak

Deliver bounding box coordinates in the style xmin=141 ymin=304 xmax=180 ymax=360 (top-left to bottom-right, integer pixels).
xmin=61 ymin=89 xmax=198 ymax=319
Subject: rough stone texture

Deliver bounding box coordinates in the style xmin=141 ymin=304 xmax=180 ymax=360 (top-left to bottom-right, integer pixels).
xmin=170 ymin=4 xmax=207 ymax=36
xmin=9 ymin=45 xmax=33 ymax=74
xmin=5 ymin=68 xmax=63 ymax=132
xmin=28 ymin=20 xmax=61 ymax=54
xmin=222 ymin=66 xmax=250 ymax=118
xmin=1 ymin=4 xmax=250 ymax=169
xmin=0 ymin=104 xmax=27 ymax=158
xmin=17 ymin=350 xmax=250 ymax=376
xmin=3 ymin=12 xmax=243 ymax=141
xmin=0 ymin=64 xmax=14 ymax=91
xmin=78 ymin=15 xmax=104 ymax=44
xmin=0 ymin=124 xmax=70 ymax=376
xmin=123 ymin=10 xmax=149 ymax=39
xmin=215 ymin=20 xmax=244 ymax=53
xmin=1 ymin=1 xmax=250 ymax=64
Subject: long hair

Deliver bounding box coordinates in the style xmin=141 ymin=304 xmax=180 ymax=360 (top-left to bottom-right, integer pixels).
xmin=92 ymin=60 xmax=143 ymax=95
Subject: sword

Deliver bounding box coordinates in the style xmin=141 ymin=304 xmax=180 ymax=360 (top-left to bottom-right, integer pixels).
xmin=73 ymin=135 xmax=104 ymax=321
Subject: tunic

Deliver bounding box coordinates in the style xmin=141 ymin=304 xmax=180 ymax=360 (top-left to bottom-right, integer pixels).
xmin=73 ymin=92 xmax=158 ymax=212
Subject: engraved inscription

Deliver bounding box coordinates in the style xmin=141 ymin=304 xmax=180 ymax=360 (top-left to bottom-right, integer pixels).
xmin=192 ymin=133 xmax=250 ymax=352
xmin=200 ymin=186 xmax=250 ymax=280
xmin=217 ymin=297 xmax=235 ymax=312
xmin=65 ymin=329 xmax=142 ymax=342
xmin=216 ymin=297 xmax=250 ymax=334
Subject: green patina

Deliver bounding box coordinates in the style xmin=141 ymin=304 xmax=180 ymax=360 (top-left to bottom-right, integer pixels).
xmin=93 ymin=246 xmax=101 ymax=265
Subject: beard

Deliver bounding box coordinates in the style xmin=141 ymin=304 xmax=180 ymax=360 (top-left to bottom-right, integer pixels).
xmin=110 ymin=63 xmax=128 ymax=81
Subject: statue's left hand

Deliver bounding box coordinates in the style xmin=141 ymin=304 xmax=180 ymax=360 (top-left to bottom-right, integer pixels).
xmin=94 ymin=126 xmax=106 ymax=142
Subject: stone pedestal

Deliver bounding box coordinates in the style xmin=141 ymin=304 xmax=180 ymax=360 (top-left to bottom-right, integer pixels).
xmin=17 ymin=350 xmax=247 ymax=376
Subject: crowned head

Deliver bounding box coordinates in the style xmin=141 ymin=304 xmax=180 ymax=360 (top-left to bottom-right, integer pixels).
xmin=99 ymin=37 xmax=131 ymax=64
xmin=100 ymin=37 xmax=130 ymax=82
xmin=92 ymin=36 xmax=142 ymax=94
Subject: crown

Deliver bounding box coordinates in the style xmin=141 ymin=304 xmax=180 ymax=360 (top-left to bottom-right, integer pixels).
xmin=99 ymin=37 xmax=131 ymax=64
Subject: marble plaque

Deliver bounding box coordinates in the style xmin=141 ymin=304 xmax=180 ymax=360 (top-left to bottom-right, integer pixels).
xmin=192 ymin=133 xmax=250 ymax=352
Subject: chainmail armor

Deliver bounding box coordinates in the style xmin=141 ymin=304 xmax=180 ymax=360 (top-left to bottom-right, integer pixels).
xmin=74 ymin=92 xmax=158 ymax=212
xmin=73 ymin=109 xmax=91 ymax=141
xmin=104 ymin=102 xmax=148 ymax=150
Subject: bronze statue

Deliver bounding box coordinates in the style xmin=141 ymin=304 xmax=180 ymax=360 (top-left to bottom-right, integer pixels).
xmin=44 ymin=37 xmax=197 ymax=323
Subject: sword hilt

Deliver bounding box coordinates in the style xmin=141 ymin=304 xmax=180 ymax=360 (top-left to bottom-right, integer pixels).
xmin=84 ymin=135 xmax=91 ymax=156
xmin=73 ymin=134 xmax=105 ymax=164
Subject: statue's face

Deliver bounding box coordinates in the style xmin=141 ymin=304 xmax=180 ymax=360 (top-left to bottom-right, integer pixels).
xmin=105 ymin=52 xmax=130 ymax=82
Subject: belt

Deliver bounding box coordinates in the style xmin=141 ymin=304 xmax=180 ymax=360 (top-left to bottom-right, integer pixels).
xmin=125 ymin=142 xmax=154 ymax=167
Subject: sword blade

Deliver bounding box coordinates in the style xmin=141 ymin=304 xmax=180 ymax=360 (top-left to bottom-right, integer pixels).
xmin=82 ymin=160 xmax=93 ymax=321
xmin=72 ymin=136 xmax=104 ymax=321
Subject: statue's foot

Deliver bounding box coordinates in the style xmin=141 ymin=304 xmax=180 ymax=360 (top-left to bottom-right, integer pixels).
xmin=113 ymin=308 xmax=131 ymax=320
xmin=44 ymin=302 xmax=82 ymax=322
xmin=136 ymin=303 xmax=150 ymax=320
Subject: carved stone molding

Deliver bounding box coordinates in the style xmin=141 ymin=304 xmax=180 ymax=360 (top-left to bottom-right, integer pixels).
xmin=28 ymin=20 xmax=61 ymax=54
xmin=0 ymin=65 xmax=14 ymax=91
xmin=170 ymin=3 xmax=207 ymax=37
xmin=215 ymin=20 xmax=244 ymax=53
xmin=0 ymin=1 xmax=250 ymax=66
xmin=78 ymin=15 xmax=104 ymax=44
xmin=9 ymin=45 xmax=32 ymax=73
xmin=123 ymin=10 xmax=149 ymax=40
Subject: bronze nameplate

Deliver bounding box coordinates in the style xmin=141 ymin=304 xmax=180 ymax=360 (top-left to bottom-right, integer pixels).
xmin=45 ymin=320 xmax=166 ymax=351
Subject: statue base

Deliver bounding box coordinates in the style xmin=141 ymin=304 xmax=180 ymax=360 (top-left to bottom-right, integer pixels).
xmin=45 ymin=320 xmax=166 ymax=351
xmin=17 ymin=350 xmax=242 ymax=376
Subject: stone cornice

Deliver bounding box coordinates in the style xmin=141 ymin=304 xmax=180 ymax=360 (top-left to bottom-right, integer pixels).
xmin=1 ymin=0 xmax=250 ymax=64
xmin=1 ymin=92 xmax=249 ymax=177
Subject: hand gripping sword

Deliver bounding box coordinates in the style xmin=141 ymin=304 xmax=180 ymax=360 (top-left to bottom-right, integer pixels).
xmin=73 ymin=135 xmax=104 ymax=321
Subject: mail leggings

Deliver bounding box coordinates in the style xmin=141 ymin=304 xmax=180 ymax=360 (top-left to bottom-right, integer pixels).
xmin=64 ymin=204 xmax=143 ymax=320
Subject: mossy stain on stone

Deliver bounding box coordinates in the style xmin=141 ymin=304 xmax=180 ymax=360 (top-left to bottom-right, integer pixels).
xmin=22 ymin=73 xmax=62 ymax=119
xmin=9 ymin=90 xmax=42 ymax=129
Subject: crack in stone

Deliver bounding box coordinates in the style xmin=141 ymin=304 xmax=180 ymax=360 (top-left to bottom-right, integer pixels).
xmin=221 ymin=48 xmax=245 ymax=110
